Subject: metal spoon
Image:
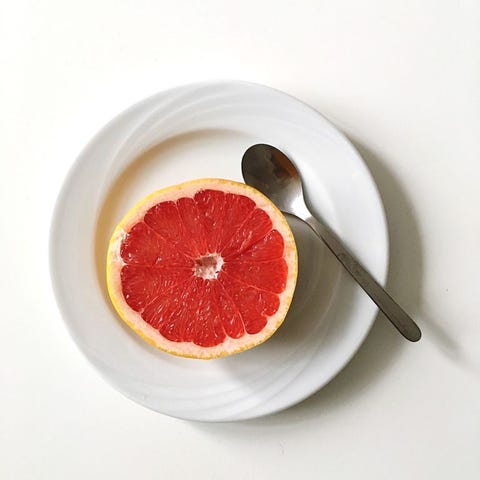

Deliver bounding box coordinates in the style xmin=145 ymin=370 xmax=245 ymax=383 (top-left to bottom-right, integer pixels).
xmin=242 ymin=144 xmax=421 ymax=342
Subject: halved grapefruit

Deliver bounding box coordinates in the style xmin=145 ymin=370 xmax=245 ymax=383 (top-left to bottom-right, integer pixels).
xmin=106 ymin=178 xmax=298 ymax=359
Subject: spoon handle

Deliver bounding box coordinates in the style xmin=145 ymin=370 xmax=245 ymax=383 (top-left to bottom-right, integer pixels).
xmin=303 ymin=215 xmax=421 ymax=342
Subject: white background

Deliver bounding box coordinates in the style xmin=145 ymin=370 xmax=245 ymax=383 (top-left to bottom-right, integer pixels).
xmin=2 ymin=1 xmax=479 ymax=478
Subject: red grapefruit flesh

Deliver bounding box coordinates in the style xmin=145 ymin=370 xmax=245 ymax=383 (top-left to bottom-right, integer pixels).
xmin=106 ymin=179 xmax=298 ymax=359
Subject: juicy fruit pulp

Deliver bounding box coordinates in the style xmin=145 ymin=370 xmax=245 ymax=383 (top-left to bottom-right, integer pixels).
xmin=107 ymin=179 xmax=297 ymax=358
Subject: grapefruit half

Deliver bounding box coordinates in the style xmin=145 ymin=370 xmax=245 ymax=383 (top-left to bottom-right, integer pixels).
xmin=106 ymin=178 xmax=298 ymax=359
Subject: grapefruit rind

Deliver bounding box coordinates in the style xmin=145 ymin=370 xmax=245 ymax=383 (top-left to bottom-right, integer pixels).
xmin=106 ymin=178 xmax=298 ymax=359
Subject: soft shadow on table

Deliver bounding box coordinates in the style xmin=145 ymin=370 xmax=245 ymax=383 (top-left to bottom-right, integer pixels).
xmin=193 ymin=140 xmax=424 ymax=433
xmin=355 ymin=141 xmax=462 ymax=367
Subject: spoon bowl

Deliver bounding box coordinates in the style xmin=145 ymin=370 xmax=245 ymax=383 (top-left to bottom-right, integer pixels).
xmin=242 ymin=144 xmax=305 ymax=215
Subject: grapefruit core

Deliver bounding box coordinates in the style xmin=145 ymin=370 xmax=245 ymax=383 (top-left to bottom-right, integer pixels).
xmin=106 ymin=178 xmax=298 ymax=359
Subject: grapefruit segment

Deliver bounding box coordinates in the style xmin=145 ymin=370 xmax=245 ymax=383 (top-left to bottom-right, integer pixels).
xmin=222 ymin=258 xmax=288 ymax=293
xmin=193 ymin=189 xmax=227 ymax=252
xmin=213 ymin=281 xmax=245 ymax=339
xmin=217 ymin=273 xmax=280 ymax=334
xmin=121 ymin=266 xmax=191 ymax=311
xmin=106 ymin=178 xmax=298 ymax=359
xmin=231 ymin=229 xmax=285 ymax=262
xmin=120 ymin=222 xmax=191 ymax=267
xmin=176 ymin=197 xmax=208 ymax=255
xmin=144 ymin=201 xmax=195 ymax=257
xmin=222 ymin=208 xmax=272 ymax=258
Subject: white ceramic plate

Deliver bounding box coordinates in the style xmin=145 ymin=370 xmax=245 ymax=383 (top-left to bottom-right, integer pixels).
xmin=50 ymin=81 xmax=388 ymax=422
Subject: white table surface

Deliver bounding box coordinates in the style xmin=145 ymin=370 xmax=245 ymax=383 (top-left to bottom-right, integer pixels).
xmin=2 ymin=1 xmax=479 ymax=478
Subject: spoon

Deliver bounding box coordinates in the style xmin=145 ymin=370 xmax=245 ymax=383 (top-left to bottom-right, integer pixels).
xmin=242 ymin=144 xmax=421 ymax=342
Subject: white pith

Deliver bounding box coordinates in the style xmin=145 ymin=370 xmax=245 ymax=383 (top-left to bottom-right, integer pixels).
xmin=194 ymin=253 xmax=224 ymax=280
